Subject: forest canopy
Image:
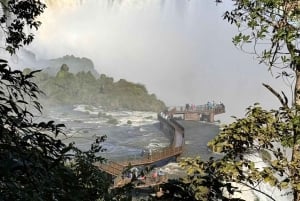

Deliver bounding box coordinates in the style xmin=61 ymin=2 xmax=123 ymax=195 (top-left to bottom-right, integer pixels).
xmin=26 ymin=63 xmax=166 ymax=112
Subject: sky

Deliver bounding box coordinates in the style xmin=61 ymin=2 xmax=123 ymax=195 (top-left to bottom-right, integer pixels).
xmin=27 ymin=0 xmax=292 ymax=123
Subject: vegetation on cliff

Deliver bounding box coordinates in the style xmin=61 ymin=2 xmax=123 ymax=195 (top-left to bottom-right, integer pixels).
xmin=26 ymin=64 xmax=166 ymax=112
xmin=0 ymin=1 xmax=113 ymax=201
xmin=8 ymin=1 xmax=300 ymax=201
xmin=40 ymin=55 xmax=99 ymax=78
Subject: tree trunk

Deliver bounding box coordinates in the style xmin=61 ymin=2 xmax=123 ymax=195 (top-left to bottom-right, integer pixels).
xmin=293 ymin=69 xmax=300 ymax=201
xmin=0 ymin=0 xmax=12 ymax=27
xmin=295 ymin=70 xmax=300 ymax=106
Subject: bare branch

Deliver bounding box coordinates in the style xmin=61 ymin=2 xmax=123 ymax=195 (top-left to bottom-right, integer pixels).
xmin=262 ymin=83 xmax=288 ymax=107
xmin=239 ymin=181 xmax=276 ymax=201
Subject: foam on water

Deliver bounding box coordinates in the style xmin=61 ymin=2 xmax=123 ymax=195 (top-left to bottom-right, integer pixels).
xmin=73 ymin=104 xmax=103 ymax=116
xmin=147 ymin=142 xmax=169 ymax=150
xmin=245 ymin=154 xmax=293 ymax=201
xmin=106 ymin=110 xmax=158 ymax=127
xmin=72 ymin=104 xmax=158 ymax=127
xmin=160 ymin=162 xmax=185 ymax=178
xmin=41 ymin=104 xmax=169 ymax=159
xmin=83 ymin=120 xmax=107 ymax=124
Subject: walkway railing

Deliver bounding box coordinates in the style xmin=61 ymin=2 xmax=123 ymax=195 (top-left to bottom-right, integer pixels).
xmin=169 ymin=104 xmax=225 ymax=115
xmin=157 ymin=113 xmax=184 ymax=132
xmin=97 ymin=161 xmax=124 ymax=176
xmin=98 ymin=146 xmax=183 ymax=176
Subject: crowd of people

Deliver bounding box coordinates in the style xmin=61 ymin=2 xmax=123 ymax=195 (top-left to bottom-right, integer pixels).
xmin=158 ymin=102 xmax=225 ymax=122
xmin=185 ymin=101 xmax=225 ymax=112
xmin=117 ymin=167 xmax=167 ymax=187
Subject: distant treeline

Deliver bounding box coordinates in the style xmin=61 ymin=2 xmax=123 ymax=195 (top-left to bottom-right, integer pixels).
xmin=25 ymin=64 xmax=166 ymax=112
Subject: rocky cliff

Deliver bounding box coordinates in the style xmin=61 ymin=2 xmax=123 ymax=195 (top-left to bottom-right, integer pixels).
xmin=29 ymin=64 xmax=166 ymax=112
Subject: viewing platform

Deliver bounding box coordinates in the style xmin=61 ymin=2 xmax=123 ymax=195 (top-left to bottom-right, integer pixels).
xmin=97 ymin=102 xmax=225 ymax=188
xmin=97 ymin=115 xmax=185 ymax=187
xmin=165 ymin=103 xmax=225 ymax=122
xmin=97 ymin=146 xmax=183 ymax=176
xmin=97 ymin=146 xmax=183 ymax=187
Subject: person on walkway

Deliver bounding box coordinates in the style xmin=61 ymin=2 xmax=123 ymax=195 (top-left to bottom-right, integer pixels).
xmin=152 ymin=169 xmax=158 ymax=182
xmin=185 ymin=103 xmax=190 ymax=111
xmin=148 ymin=149 xmax=152 ymax=159
xmin=141 ymin=149 xmax=146 ymax=157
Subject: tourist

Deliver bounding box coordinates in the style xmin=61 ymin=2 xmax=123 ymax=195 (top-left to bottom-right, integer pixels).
xmin=185 ymin=103 xmax=190 ymax=111
xmin=148 ymin=149 xmax=152 ymax=159
xmin=152 ymin=169 xmax=158 ymax=182
xmin=158 ymin=168 xmax=164 ymax=176
xmin=141 ymin=149 xmax=146 ymax=157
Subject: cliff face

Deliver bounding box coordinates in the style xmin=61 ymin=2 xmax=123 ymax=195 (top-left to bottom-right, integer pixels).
xmin=14 ymin=49 xmax=99 ymax=78
xmin=18 ymin=50 xmax=165 ymax=112
xmin=31 ymin=64 xmax=166 ymax=112
xmin=41 ymin=55 xmax=99 ymax=78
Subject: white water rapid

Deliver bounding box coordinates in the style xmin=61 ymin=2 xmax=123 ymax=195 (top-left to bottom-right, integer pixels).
xmin=27 ymin=0 xmax=290 ymax=125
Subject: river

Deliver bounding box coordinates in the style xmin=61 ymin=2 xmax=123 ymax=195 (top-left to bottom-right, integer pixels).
xmin=36 ymin=104 xmax=220 ymax=161
xmin=36 ymin=104 xmax=293 ymax=200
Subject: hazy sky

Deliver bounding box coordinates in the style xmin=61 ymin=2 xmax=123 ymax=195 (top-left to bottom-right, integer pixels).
xmin=27 ymin=0 xmax=292 ymax=123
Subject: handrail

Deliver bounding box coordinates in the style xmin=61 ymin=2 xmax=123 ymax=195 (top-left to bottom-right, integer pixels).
xmin=167 ymin=104 xmax=225 ymax=115
xmin=98 ymin=146 xmax=183 ymax=176
xmin=157 ymin=114 xmax=184 ymax=132
xmin=99 ymin=114 xmax=186 ymax=176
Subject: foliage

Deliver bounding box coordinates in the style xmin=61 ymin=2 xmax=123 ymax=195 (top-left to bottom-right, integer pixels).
xmin=0 ymin=1 xmax=115 ymax=201
xmin=223 ymin=0 xmax=300 ymax=107
xmin=259 ymin=149 xmax=272 ymax=163
xmin=179 ymin=156 xmax=243 ymax=201
xmin=177 ymin=103 xmax=300 ymax=200
xmin=43 ymin=55 xmax=99 ymax=77
xmin=67 ymin=136 xmax=111 ymax=201
xmin=169 ymin=1 xmax=300 ymax=201
xmin=225 ymin=0 xmax=300 ymax=73
xmin=149 ymin=179 xmax=198 ymax=201
xmin=221 ymin=1 xmax=300 ymax=200
xmin=0 ymin=0 xmax=46 ymax=54
xmin=208 ymin=104 xmax=298 ymax=197
xmin=0 ymin=59 xmax=111 ymax=201
xmin=109 ymin=183 xmax=134 ymax=201
xmin=33 ymin=66 xmax=166 ymax=112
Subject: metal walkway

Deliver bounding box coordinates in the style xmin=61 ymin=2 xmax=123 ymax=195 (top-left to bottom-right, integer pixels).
xmin=167 ymin=103 xmax=225 ymax=122
xmin=98 ymin=146 xmax=183 ymax=176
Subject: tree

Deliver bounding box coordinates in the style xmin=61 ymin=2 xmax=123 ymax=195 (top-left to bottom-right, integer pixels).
xmin=0 ymin=1 xmax=112 ymax=200
xmin=157 ymin=158 xmax=239 ymax=201
xmin=224 ymin=0 xmax=300 ymax=105
xmin=0 ymin=0 xmax=46 ymax=54
xmin=176 ymin=1 xmax=300 ymax=201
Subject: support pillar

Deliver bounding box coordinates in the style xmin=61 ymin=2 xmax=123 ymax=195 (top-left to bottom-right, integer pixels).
xmin=209 ymin=113 xmax=214 ymax=123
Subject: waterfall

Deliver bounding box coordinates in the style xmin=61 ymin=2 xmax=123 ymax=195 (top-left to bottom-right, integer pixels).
xmin=44 ymin=0 xmax=84 ymax=8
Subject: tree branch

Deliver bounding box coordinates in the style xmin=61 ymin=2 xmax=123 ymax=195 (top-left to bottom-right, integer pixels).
xmin=239 ymin=181 xmax=276 ymax=201
xmin=262 ymin=83 xmax=288 ymax=107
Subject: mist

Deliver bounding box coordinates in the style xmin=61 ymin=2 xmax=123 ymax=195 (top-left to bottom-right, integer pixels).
xmin=26 ymin=0 xmax=292 ymax=123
